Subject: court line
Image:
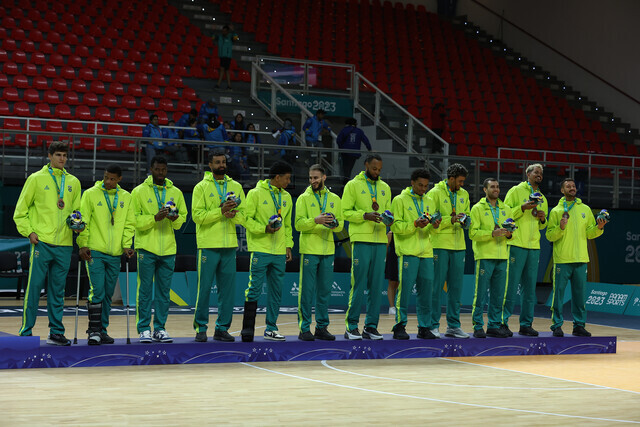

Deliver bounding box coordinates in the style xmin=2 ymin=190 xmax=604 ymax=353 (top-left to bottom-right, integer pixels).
xmin=442 ymin=358 xmax=640 ymax=395
xmin=241 ymin=362 xmax=640 ymax=424
xmin=319 ymin=360 xmax=604 ymax=391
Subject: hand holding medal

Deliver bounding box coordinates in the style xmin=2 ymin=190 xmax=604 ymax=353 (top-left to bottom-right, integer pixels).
xmin=66 ymin=210 xmax=85 ymax=232
xmin=164 ymin=201 xmax=179 ymax=220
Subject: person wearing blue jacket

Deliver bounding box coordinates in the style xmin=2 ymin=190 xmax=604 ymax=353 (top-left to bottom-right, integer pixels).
xmin=161 ymin=120 xmax=188 ymax=163
xmin=143 ymin=114 xmax=164 ymax=171
xmin=302 ymin=109 xmax=331 ymax=147
xmin=177 ymin=109 xmax=198 ymax=138
xmin=200 ymin=116 xmax=229 ymax=151
xmin=336 ymin=118 xmax=372 ymax=183
xmin=198 ymin=98 xmax=220 ymax=124
xmin=276 ymin=119 xmax=297 ymax=164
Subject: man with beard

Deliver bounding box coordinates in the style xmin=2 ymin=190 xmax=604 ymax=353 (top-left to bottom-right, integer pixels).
xmin=131 ymin=156 xmax=187 ymax=343
xmin=469 ymin=178 xmax=513 ymax=338
xmin=502 ymin=164 xmax=548 ymax=337
xmin=295 ymin=164 xmax=344 ymax=341
xmin=192 ymin=150 xmax=245 ymax=342
xmin=342 ymin=154 xmax=392 ymax=340
xmin=14 ymin=142 xmax=83 ymax=345
xmin=426 ymin=163 xmax=471 ymax=338
xmin=77 ymin=164 xmax=136 ymax=345
xmin=546 ymin=178 xmax=607 ymax=337
xmin=390 ymin=169 xmax=441 ymax=340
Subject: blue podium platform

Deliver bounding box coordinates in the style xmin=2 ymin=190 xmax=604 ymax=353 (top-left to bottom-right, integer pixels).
xmin=0 ymin=333 xmax=616 ymax=370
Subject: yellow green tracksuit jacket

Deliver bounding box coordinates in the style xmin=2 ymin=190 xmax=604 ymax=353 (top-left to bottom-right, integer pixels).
xmin=131 ymin=176 xmax=186 ymax=256
xmin=76 ymin=181 xmax=135 ymax=256
xmin=341 ymin=171 xmax=392 ymax=244
xmin=244 ymin=179 xmax=293 ymax=254
xmin=469 ymin=198 xmax=512 ymax=260
xmin=504 ymin=181 xmax=548 ymax=249
xmin=192 ymin=172 xmax=245 ymax=249
xmin=390 ymin=187 xmax=437 ymax=258
xmin=295 ymin=186 xmax=344 ymax=255
xmin=546 ymin=197 xmax=603 ymax=263
xmin=14 ymin=164 xmax=81 ymax=246
xmin=426 ymin=180 xmax=470 ymax=250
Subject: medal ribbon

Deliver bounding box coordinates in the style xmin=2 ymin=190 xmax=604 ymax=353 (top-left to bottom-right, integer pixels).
xmin=214 ymin=178 xmax=227 ymax=203
xmin=268 ymin=183 xmax=282 ymax=216
xmin=313 ymin=189 xmax=328 ymax=214
xmin=447 ymin=185 xmax=457 ymax=214
xmin=48 ymin=165 xmax=66 ymax=203
xmin=563 ymin=199 xmax=576 ymax=213
xmin=366 ymin=178 xmax=378 ymax=207
xmin=410 ymin=189 xmax=424 ymax=219
xmin=153 ymin=182 xmax=167 ymax=210
xmin=102 ymin=184 xmax=119 ymax=225
xmin=489 ymin=199 xmax=500 ymax=227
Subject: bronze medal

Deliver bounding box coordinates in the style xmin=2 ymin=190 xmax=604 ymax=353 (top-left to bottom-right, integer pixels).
xmin=562 ymin=212 xmax=570 ymax=219
xmin=372 ymin=202 xmax=379 ymax=211
xmin=57 ymin=198 xmax=65 ymax=210
xmin=532 ymin=207 xmax=538 ymax=217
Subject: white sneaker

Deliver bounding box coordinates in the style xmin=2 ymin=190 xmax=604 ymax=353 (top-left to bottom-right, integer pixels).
xmin=139 ymin=330 xmax=152 ymax=343
xmin=445 ymin=327 xmax=470 ymax=339
xmin=153 ymin=329 xmax=173 ymax=343
xmin=430 ymin=328 xmax=441 ymax=339
xmin=388 ymin=307 xmax=396 ymax=316
xmin=264 ymin=330 xmax=286 ymax=341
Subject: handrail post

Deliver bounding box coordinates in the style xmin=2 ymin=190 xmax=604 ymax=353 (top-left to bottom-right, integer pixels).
xmin=406 ymin=118 xmax=413 ymax=153
xmin=374 ymin=91 xmax=380 ymax=126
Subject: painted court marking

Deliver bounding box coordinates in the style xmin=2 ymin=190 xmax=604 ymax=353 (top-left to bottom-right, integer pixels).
xmin=242 ymin=362 xmax=640 ymax=424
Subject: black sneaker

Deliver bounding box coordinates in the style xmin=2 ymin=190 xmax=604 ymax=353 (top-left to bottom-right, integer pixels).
xmin=362 ymin=327 xmax=383 ymax=340
xmin=88 ymin=331 xmax=101 ymax=345
xmin=47 ymin=333 xmax=71 ymax=346
xmin=552 ymin=327 xmax=564 ymax=337
xmin=486 ymin=327 xmax=509 ymax=338
xmin=519 ymin=326 xmax=539 ymax=337
xmin=473 ymin=328 xmax=486 ymax=338
xmin=314 ymin=327 xmax=336 ymax=341
xmin=100 ymin=332 xmax=115 ymax=344
xmin=298 ymin=331 xmax=315 ymax=341
xmin=195 ymin=331 xmax=208 ymax=342
xmin=213 ymin=330 xmax=235 ymax=342
xmin=572 ymin=326 xmax=592 ymax=337
xmin=500 ymin=324 xmax=514 ymax=337
xmin=392 ymin=325 xmax=410 ymax=340
xmin=417 ymin=327 xmax=436 ymax=339
xmin=344 ymin=328 xmax=362 ymax=340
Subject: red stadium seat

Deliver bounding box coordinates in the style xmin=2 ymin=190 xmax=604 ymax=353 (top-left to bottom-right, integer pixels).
xmin=13 ymin=75 xmax=30 ymax=89
xmin=71 ymin=80 xmax=88 ymax=93
xmin=3 ymin=87 xmax=20 ymax=102
xmin=109 ymin=82 xmax=125 ymax=96
xmin=78 ymin=68 xmax=95 ymax=81
xmin=140 ymin=97 xmax=156 ymax=110
xmin=127 ymin=84 xmax=144 ymax=97
xmin=14 ymin=102 xmax=31 ymax=116
xmin=63 ymin=91 xmax=81 ymax=106
xmin=42 ymin=64 xmax=58 ymax=78
xmin=75 ymin=105 xmax=92 ymax=121
xmin=102 ymin=93 xmax=119 ymax=108
xmin=23 ymin=63 xmax=38 ymax=77
xmin=83 ymin=92 xmax=100 ymax=107
xmin=164 ymin=86 xmax=180 ymax=100
xmin=95 ymin=107 xmax=113 ymax=122
xmin=134 ymin=109 xmax=150 ymax=123
xmin=23 ymin=89 xmax=41 ymax=103
xmin=54 ymin=104 xmax=73 ymax=119
xmin=146 ymin=86 xmax=162 ymax=98
xmin=90 ymin=80 xmax=106 ymax=94
xmin=115 ymin=108 xmax=132 ymax=123
xmin=159 ymin=98 xmax=175 ymax=112
xmin=44 ymin=90 xmax=60 ymax=104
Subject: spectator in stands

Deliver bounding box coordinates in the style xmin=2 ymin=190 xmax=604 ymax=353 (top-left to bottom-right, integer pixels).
xmin=230 ymin=113 xmax=246 ymax=139
xmin=200 ymin=114 xmax=229 ymax=151
xmin=303 ymin=109 xmax=331 ymax=147
xmin=213 ymin=25 xmax=238 ymax=90
xmin=275 ymin=118 xmax=297 ymax=164
xmin=430 ymin=103 xmax=446 ymax=154
xmin=162 ymin=120 xmax=189 ymax=163
xmin=177 ymin=108 xmax=198 ymax=139
xmin=198 ymin=98 xmax=220 ymax=125
xmin=245 ymin=123 xmax=263 ymax=166
xmin=336 ymin=117 xmax=372 ymax=183
xmin=228 ymin=132 xmax=249 ymax=180
xmin=142 ymin=114 xmax=164 ymax=171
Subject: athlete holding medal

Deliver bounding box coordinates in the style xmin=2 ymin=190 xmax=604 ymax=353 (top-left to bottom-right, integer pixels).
xmin=14 ymin=142 xmax=82 ymax=345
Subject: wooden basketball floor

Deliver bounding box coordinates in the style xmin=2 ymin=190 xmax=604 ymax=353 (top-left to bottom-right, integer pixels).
xmin=1 ymin=307 xmax=639 ymax=425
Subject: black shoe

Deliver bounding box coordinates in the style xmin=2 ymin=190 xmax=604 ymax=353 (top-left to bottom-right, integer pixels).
xmin=473 ymin=328 xmax=486 ymax=338
xmin=194 ymin=331 xmax=207 ymax=342
xmin=572 ymin=326 xmax=592 ymax=337
xmin=88 ymin=331 xmax=101 ymax=345
xmin=486 ymin=327 xmax=509 ymax=338
xmin=519 ymin=326 xmax=539 ymax=337
xmin=417 ymin=327 xmax=436 ymax=339
xmin=241 ymin=329 xmax=254 ymax=342
xmin=213 ymin=330 xmax=235 ymax=342
xmin=344 ymin=328 xmax=362 ymax=340
xmin=314 ymin=327 xmax=336 ymax=341
xmin=100 ymin=332 xmax=115 ymax=344
xmin=500 ymin=324 xmax=514 ymax=337
xmin=362 ymin=327 xmax=383 ymax=340
xmin=298 ymin=331 xmax=315 ymax=341
xmin=552 ymin=327 xmax=564 ymax=337
xmin=392 ymin=325 xmax=410 ymax=340
xmin=47 ymin=333 xmax=71 ymax=346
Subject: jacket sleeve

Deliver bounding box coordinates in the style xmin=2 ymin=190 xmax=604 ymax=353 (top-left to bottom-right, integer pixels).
xmin=122 ymin=196 xmax=136 ymax=249
xmin=341 ymin=181 xmax=365 ymax=224
xmin=191 ymin=183 xmax=223 ymax=225
xmin=172 ymin=190 xmax=187 ymax=230
xmin=469 ymin=205 xmax=493 ymax=242
xmin=302 ymin=118 xmax=312 ymax=132
xmin=142 ymin=125 xmax=150 ymax=138
xmin=13 ymin=175 xmax=36 ymax=238
xmin=76 ymin=191 xmax=91 ymax=248
xmin=132 ymin=188 xmax=156 ymax=232
xmin=332 ymin=197 xmax=344 ymax=233
xmin=504 ymin=187 xmax=524 ymax=221
xmin=243 ymin=189 xmax=266 ymax=234
xmin=382 ymin=185 xmax=392 ymax=211
xmin=231 ymin=186 xmax=247 ymax=226
xmin=545 ymin=208 xmax=564 ymax=242
xmin=283 ymin=196 xmax=294 ymax=248
xmin=586 ymin=208 xmax=604 ymax=239
xmin=295 ymin=195 xmax=316 ymax=232
xmin=390 ymin=197 xmax=414 ymax=235
xmin=336 ymin=129 xmax=346 ymax=148
xmin=538 ymin=198 xmax=549 ymax=230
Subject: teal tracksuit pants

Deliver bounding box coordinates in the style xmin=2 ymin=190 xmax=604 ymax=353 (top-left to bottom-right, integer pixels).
xmin=394 ymin=255 xmax=434 ymax=330
xmin=86 ymin=250 xmax=120 ymax=333
xmin=298 ymin=254 xmax=333 ymax=333
xmin=245 ymin=252 xmax=286 ymax=332
xmin=432 ymin=249 xmax=465 ymax=329
xmin=472 ymin=259 xmax=507 ymax=330
xmin=345 ymin=242 xmax=386 ymax=331
xmin=136 ymin=249 xmax=176 ymax=333
xmin=193 ymin=248 xmax=236 ymax=333
xmin=551 ymin=263 xmax=587 ymax=330
xmin=19 ymin=242 xmax=72 ymax=336
xmin=502 ymin=246 xmax=539 ymax=328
